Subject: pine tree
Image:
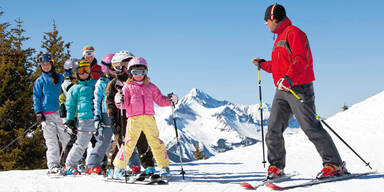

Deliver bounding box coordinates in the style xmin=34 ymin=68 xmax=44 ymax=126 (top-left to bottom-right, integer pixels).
xmin=194 ymin=142 xmax=204 ymax=160
xmin=342 ymin=104 xmax=349 ymax=111
xmin=0 ymin=16 xmax=46 ymax=170
xmin=40 ymin=21 xmax=71 ymax=74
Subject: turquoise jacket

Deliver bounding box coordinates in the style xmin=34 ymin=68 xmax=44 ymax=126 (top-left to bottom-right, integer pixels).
xmin=65 ymin=79 xmax=96 ymax=121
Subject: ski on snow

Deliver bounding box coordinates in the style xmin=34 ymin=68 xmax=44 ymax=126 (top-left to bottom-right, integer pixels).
xmin=104 ymin=174 xmax=169 ymax=185
xmin=266 ymin=171 xmax=377 ymax=191
xmin=240 ymin=172 xmax=298 ymax=190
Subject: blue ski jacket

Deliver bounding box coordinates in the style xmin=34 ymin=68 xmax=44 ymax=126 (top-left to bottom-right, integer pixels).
xmin=33 ymin=72 xmax=64 ymax=114
xmin=93 ymin=76 xmax=111 ymax=118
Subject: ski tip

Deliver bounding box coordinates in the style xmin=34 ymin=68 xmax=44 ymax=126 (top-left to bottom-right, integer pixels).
xmin=240 ymin=182 xmax=255 ymax=190
xmin=265 ymin=183 xmax=282 ymax=190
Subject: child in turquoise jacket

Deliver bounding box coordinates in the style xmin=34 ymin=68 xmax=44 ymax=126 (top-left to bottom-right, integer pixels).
xmin=64 ymin=60 xmax=96 ymax=175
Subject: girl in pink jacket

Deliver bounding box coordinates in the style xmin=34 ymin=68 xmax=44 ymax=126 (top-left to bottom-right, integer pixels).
xmin=113 ymin=57 xmax=178 ymax=178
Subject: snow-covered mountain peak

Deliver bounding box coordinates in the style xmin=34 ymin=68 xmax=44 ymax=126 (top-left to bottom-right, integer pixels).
xmin=156 ymin=88 xmax=298 ymax=162
xmin=180 ymin=88 xmax=229 ymax=108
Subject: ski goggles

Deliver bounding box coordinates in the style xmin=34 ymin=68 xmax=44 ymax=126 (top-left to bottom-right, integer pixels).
xmin=112 ymin=61 xmax=129 ymax=72
xmin=83 ymin=50 xmax=96 ymax=57
xmin=77 ymin=67 xmax=91 ymax=75
xmin=131 ymin=69 xmax=147 ymax=76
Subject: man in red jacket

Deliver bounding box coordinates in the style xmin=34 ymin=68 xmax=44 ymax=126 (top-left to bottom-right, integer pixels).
xmin=82 ymin=45 xmax=102 ymax=80
xmin=252 ymin=4 xmax=346 ymax=179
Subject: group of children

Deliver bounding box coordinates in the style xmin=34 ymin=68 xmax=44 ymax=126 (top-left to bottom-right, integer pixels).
xmin=33 ymin=45 xmax=178 ymax=179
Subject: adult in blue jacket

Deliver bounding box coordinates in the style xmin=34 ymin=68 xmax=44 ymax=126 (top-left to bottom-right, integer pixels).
xmin=33 ymin=53 xmax=70 ymax=175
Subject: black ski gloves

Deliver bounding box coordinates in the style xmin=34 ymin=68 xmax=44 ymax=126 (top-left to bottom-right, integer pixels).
xmin=36 ymin=113 xmax=45 ymax=123
xmin=64 ymin=120 xmax=77 ymax=135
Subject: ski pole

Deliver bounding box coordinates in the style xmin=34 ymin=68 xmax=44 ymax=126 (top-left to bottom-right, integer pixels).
xmin=1 ymin=122 xmax=39 ymax=151
xmin=257 ymin=66 xmax=267 ymax=168
xmin=288 ymin=89 xmax=372 ymax=169
xmin=120 ymin=92 xmax=128 ymax=183
xmin=168 ymin=93 xmax=186 ymax=180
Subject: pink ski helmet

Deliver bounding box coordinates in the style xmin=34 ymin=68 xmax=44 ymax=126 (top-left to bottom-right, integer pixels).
xmin=101 ymin=53 xmax=114 ymax=73
xmin=127 ymin=57 xmax=148 ymax=70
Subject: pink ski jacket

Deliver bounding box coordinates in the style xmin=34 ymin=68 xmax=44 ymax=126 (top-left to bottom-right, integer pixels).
xmin=122 ymin=81 xmax=170 ymax=117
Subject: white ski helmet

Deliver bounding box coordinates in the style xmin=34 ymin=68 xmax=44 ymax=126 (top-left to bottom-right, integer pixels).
xmin=111 ymin=50 xmax=134 ymax=64
xmin=64 ymin=58 xmax=79 ymax=71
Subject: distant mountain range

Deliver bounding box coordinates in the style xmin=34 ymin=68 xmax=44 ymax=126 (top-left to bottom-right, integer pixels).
xmin=155 ymin=88 xmax=299 ymax=162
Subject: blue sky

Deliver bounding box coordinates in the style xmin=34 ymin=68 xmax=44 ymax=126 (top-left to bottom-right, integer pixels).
xmin=2 ymin=0 xmax=383 ymax=118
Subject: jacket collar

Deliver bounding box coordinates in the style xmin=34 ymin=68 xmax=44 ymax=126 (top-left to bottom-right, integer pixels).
xmin=273 ymin=17 xmax=292 ymax=35
xmin=129 ymin=80 xmax=149 ymax=86
xmin=42 ymin=71 xmax=52 ymax=77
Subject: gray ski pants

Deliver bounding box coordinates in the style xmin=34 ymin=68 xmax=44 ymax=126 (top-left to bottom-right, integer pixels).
xmin=41 ymin=111 xmax=70 ymax=169
xmin=87 ymin=113 xmax=113 ymax=168
xmin=266 ymin=83 xmax=342 ymax=169
xmin=65 ymin=119 xmax=95 ymax=169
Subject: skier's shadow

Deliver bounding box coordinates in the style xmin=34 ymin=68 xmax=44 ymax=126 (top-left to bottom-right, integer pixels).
xmin=169 ymin=162 xmax=268 ymax=183
xmin=169 ymin=162 xmax=384 ymax=184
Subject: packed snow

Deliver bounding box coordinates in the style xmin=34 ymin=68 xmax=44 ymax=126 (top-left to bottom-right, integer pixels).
xmin=1 ymin=90 xmax=384 ymax=192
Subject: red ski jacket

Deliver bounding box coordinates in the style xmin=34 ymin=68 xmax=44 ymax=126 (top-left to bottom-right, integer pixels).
xmin=260 ymin=17 xmax=315 ymax=87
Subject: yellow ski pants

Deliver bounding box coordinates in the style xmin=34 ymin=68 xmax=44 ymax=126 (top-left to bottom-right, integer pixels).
xmin=113 ymin=115 xmax=169 ymax=169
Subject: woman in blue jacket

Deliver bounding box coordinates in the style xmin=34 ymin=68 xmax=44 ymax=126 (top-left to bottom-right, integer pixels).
xmin=64 ymin=60 xmax=96 ymax=175
xmin=33 ymin=53 xmax=70 ymax=176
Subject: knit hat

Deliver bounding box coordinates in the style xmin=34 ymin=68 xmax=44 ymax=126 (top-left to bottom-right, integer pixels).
xmin=78 ymin=60 xmax=90 ymax=68
xmin=82 ymin=45 xmax=96 ymax=56
xmin=264 ymin=4 xmax=286 ymax=22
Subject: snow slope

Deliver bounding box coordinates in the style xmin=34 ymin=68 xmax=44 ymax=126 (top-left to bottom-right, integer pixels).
xmin=1 ymin=90 xmax=384 ymax=192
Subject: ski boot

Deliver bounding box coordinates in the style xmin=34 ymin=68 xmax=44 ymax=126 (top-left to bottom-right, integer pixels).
xmin=267 ymin=165 xmax=284 ymax=180
xmin=113 ymin=167 xmax=127 ymax=180
xmin=88 ymin=166 xmax=104 ymax=175
xmin=158 ymin=166 xmax=171 ymax=184
xmin=316 ymin=161 xmax=348 ymax=179
xmin=159 ymin=166 xmax=171 ymax=178
xmin=47 ymin=165 xmax=65 ymax=177
xmin=65 ymin=167 xmax=81 ymax=175
xmin=106 ymin=167 xmax=114 ymax=179
xmin=131 ymin=165 xmax=141 ymax=175
xmin=77 ymin=163 xmax=88 ymax=174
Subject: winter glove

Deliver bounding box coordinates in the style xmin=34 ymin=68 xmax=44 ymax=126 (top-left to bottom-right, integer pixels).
xmin=277 ymin=76 xmax=293 ymax=92
xmin=114 ymin=91 xmax=124 ymax=105
xmin=111 ymin=122 xmax=121 ymax=135
xmin=64 ymin=120 xmax=77 ymax=135
xmin=59 ymin=103 xmax=67 ymax=118
xmin=251 ymin=58 xmax=266 ymax=69
xmin=94 ymin=115 xmax=104 ymax=136
xmin=36 ymin=113 xmax=45 ymax=123
xmin=167 ymin=93 xmax=179 ymax=105
xmin=115 ymin=80 xmax=124 ymax=90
